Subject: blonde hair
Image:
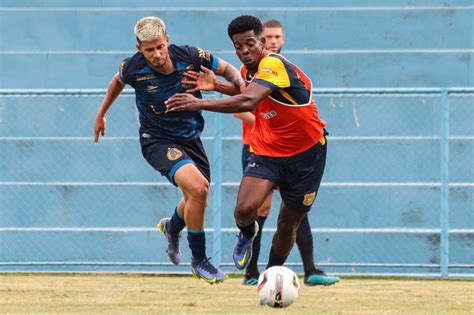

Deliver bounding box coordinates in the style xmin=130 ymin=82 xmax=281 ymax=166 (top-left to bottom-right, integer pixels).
xmin=134 ymin=16 xmax=166 ymax=42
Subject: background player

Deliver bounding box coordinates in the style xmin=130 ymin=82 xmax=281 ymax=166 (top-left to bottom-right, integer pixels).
xmin=93 ymin=16 xmax=243 ymax=284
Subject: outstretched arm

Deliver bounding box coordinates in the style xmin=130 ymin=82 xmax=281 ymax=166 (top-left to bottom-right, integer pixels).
xmin=166 ymin=82 xmax=272 ymax=114
xmin=94 ymin=73 xmax=125 ymax=143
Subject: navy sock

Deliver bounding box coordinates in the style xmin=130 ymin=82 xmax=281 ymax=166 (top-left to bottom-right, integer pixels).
xmin=245 ymin=216 xmax=267 ymax=278
xmin=237 ymin=221 xmax=256 ymax=238
xmin=187 ymin=229 xmax=206 ymax=261
xmin=296 ymin=215 xmax=316 ymax=275
xmin=266 ymin=247 xmax=288 ymax=270
xmin=168 ymin=208 xmax=186 ymax=235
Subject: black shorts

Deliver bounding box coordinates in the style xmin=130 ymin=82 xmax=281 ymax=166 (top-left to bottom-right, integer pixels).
xmin=241 ymin=144 xmax=251 ymax=173
xmin=243 ymin=139 xmax=327 ymax=212
xmin=140 ymin=136 xmax=210 ymax=186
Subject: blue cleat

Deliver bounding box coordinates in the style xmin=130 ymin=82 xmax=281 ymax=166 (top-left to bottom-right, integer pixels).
xmin=191 ymin=257 xmax=228 ymax=284
xmin=304 ymin=268 xmax=340 ymax=286
xmin=233 ymin=222 xmax=259 ymax=270
xmin=157 ymin=218 xmax=181 ymax=265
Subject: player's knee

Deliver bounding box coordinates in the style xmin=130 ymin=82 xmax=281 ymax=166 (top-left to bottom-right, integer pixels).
xmin=234 ymin=201 xmax=256 ymax=223
xmin=277 ymin=221 xmax=298 ymax=236
xmin=188 ymin=181 xmax=209 ymax=202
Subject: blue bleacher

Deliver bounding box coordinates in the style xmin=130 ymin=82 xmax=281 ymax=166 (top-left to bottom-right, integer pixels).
xmin=0 ymin=0 xmax=473 ymax=275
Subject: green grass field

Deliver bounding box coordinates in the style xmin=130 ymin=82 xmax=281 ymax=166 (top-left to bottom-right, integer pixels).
xmin=0 ymin=273 xmax=473 ymax=313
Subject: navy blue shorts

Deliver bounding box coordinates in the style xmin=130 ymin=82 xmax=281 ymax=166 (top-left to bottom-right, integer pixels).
xmin=243 ymin=139 xmax=327 ymax=211
xmin=140 ymin=136 xmax=210 ymax=186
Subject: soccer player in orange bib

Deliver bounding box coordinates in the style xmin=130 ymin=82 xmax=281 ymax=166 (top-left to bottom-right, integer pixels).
xmin=166 ymin=15 xmax=339 ymax=284
xmin=233 ymin=19 xmax=339 ymax=286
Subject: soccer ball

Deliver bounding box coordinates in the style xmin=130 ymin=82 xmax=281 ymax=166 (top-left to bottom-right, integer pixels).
xmin=257 ymin=266 xmax=300 ymax=308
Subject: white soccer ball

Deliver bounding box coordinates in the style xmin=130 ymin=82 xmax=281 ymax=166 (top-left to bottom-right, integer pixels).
xmin=257 ymin=266 xmax=300 ymax=308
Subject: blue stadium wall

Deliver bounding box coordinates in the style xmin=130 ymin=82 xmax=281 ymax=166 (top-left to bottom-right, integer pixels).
xmin=0 ymin=0 xmax=473 ymax=276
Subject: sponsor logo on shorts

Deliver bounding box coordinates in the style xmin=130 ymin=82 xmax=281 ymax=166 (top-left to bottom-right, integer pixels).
xmin=302 ymin=192 xmax=316 ymax=206
xmin=167 ymin=148 xmax=183 ymax=161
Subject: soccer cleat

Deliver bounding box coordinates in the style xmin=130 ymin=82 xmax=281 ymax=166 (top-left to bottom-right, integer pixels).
xmin=191 ymin=257 xmax=228 ymax=284
xmin=157 ymin=217 xmax=181 ymax=265
xmin=242 ymin=277 xmax=259 ymax=286
xmin=304 ymin=268 xmax=340 ymax=286
xmin=233 ymin=221 xmax=259 ymax=270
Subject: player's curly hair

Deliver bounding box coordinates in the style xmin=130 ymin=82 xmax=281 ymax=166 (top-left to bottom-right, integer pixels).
xmin=227 ymin=15 xmax=262 ymax=39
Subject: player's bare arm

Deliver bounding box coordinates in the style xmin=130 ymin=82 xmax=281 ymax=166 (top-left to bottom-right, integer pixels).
xmin=166 ymin=82 xmax=271 ymax=113
xmin=233 ymin=112 xmax=256 ymax=124
xmin=216 ymin=59 xmax=244 ymax=92
xmin=93 ymin=73 xmax=125 ymax=143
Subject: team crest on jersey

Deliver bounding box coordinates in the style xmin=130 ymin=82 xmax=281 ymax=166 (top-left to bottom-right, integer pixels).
xmin=303 ymin=192 xmax=316 ymax=206
xmin=167 ymin=148 xmax=183 ymax=161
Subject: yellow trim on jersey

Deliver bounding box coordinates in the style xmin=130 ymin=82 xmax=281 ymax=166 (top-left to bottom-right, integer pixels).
xmin=257 ymin=56 xmax=290 ymax=88
xmin=319 ymin=136 xmax=326 ymax=146
xmin=279 ymin=89 xmax=298 ymax=105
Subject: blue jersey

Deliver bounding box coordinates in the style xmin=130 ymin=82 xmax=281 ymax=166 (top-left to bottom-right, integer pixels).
xmin=118 ymin=44 xmax=219 ymax=140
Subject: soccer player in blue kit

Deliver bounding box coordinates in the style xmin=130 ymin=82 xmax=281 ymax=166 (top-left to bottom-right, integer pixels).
xmin=93 ymin=16 xmax=243 ymax=284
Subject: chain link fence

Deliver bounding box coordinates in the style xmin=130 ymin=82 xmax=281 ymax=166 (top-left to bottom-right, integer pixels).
xmin=0 ymin=88 xmax=473 ymax=276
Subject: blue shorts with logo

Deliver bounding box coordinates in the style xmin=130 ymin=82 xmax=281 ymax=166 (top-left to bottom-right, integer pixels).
xmin=140 ymin=135 xmax=210 ymax=186
xmin=243 ymin=138 xmax=327 ymax=212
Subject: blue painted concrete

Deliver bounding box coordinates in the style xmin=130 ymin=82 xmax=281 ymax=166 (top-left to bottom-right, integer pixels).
xmin=0 ymin=2 xmax=473 ymax=275
xmin=1 ymin=52 xmax=472 ymax=88
xmin=2 ymin=185 xmax=473 ymax=229
xmin=0 ymin=94 xmax=446 ymax=136
xmin=1 ymin=8 xmax=472 ymax=50
xmin=3 ymin=138 xmax=472 ymax=182
xmin=1 ymin=230 xmax=472 ymax=273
